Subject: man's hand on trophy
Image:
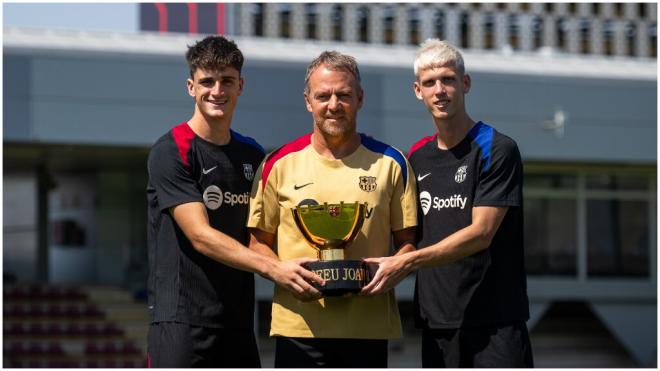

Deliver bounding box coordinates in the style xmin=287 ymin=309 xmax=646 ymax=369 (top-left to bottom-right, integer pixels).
xmin=360 ymin=255 xmax=411 ymax=296
xmin=273 ymin=257 xmax=325 ymax=302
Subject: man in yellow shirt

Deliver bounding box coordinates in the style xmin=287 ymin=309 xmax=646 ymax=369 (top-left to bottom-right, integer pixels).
xmin=247 ymin=51 xmax=417 ymax=367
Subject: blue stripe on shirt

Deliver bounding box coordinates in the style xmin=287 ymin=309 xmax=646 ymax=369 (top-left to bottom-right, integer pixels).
xmin=468 ymin=121 xmax=494 ymax=173
xmin=360 ymin=133 xmax=408 ymax=189
xmin=231 ymin=130 xmax=265 ymax=154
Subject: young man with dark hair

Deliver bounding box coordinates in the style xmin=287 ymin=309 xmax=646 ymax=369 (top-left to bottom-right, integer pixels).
xmin=146 ymin=35 xmax=323 ymax=367
xmin=363 ymin=39 xmax=533 ymax=367
xmin=247 ymin=51 xmax=418 ymax=367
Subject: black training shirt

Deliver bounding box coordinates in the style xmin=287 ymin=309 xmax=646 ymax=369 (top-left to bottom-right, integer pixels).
xmin=146 ymin=122 xmax=264 ymax=328
xmin=408 ymin=121 xmax=529 ymax=329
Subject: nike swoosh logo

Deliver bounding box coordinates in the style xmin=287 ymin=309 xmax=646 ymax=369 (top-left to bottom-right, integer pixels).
xmin=294 ymin=182 xmax=313 ymax=190
xmin=202 ymin=166 xmax=218 ymax=175
xmin=417 ymin=173 xmax=431 ymax=181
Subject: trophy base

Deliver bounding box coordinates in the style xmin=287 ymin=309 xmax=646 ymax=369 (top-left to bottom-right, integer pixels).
xmin=304 ymin=260 xmax=371 ymax=297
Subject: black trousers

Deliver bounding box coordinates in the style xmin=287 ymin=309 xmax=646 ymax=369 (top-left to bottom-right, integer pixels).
xmin=422 ymin=321 xmax=534 ymax=368
xmin=274 ymin=336 xmax=388 ymax=368
xmin=147 ymin=322 xmax=261 ymax=368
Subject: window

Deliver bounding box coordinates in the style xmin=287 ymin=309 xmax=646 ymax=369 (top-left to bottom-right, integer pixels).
xmin=587 ymin=200 xmax=649 ymax=276
xmin=357 ymin=6 xmax=369 ymax=43
xmin=524 ymin=173 xmax=578 ymax=275
xmin=332 ymin=5 xmax=343 ymax=41
xmin=525 ymin=198 xmax=578 ymax=275
xmin=586 ymin=173 xmax=652 ymax=277
xmin=305 ymin=4 xmax=317 ymax=39
xmin=280 ymin=4 xmax=291 ymax=38
xmin=409 ymin=7 xmax=420 ymax=45
xmin=524 ymin=167 xmax=655 ymax=280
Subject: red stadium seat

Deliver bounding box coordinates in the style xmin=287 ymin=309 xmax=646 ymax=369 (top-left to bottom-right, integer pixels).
xmin=27 ymin=341 xmax=43 ymax=354
xmin=7 ymin=341 xmax=26 ymax=355
xmin=28 ymin=322 xmax=45 ymax=336
xmin=121 ymin=341 xmax=140 ymax=355
xmin=85 ymin=341 xmax=101 ymax=354
xmin=46 ymin=342 xmax=65 ymax=354
xmin=65 ymin=322 xmax=82 ymax=336
xmin=102 ymin=322 xmax=124 ymax=336
xmin=5 ymin=322 xmax=25 ymax=336
xmin=28 ymin=304 xmax=45 ymax=317
xmin=84 ymin=304 xmax=104 ymax=317
xmin=102 ymin=341 xmax=119 ymax=354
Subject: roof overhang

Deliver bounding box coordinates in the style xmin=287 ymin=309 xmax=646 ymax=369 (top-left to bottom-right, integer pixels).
xmin=4 ymin=26 xmax=657 ymax=81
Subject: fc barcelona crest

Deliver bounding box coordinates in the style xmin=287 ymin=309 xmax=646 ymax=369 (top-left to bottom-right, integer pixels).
xmin=359 ymin=176 xmax=377 ymax=192
xmin=454 ymin=165 xmax=467 ymax=183
xmin=243 ymin=163 xmax=254 ymax=181
xmin=328 ymin=205 xmax=340 ymax=217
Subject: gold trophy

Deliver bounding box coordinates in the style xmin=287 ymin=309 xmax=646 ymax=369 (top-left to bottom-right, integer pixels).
xmin=291 ymin=202 xmax=371 ymax=296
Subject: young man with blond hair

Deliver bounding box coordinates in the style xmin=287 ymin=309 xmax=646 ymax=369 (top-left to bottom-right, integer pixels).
xmin=364 ymin=39 xmax=533 ymax=367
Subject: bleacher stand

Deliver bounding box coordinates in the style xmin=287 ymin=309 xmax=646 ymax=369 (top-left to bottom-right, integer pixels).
xmin=3 ymin=283 xmax=147 ymax=368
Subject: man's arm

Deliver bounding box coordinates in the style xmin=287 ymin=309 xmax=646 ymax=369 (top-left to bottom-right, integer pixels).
xmin=248 ymin=227 xmax=324 ymax=301
xmin=171 ymin=202 xmax=324 ymax=296
xmin=172 ymin=202 xmax=279 ymax=275
xmin=360 ymin=226 xmax=416 ymax=295
xmin=362 ymin=206 xmax=507 ymax=295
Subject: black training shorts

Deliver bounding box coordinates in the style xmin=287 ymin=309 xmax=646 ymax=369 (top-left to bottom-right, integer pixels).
xmin=422 ymin=321 xmax=533 ymax=368
xmin=147 ymin=322 xmax=260 ymax=368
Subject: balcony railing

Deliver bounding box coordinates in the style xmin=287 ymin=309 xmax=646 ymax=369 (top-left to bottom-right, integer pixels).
xmin=234 ymin=3 xmax=657 ymax=58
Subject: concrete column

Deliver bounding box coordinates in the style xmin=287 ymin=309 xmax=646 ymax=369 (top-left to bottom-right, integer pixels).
xmin=590 ymin=18 xmax=604 ymax=55
xmin=542 ymin=14 xmax=557 ymax=48
xmin=444 ymin=7 xmax=461 ymax=46
xmin=343 ymin=4 xmax=358 ymax=43
xmin=493 ymin=11 xmax=508 ymax=49
xmin=648 ymin=3 xmax=657 ymax=21
xmin=291 ymin=3 xmax=306 ymax=40
xmin=368 ymin=4 xmax=383 ymax=44
xmin=394 ymin=4 xmax=409 ymax=45
xmin=263 ymin=3 xmax=280 ymax=38
xmin=636 ymin=20 xmax=650 ymax=58
xmin=555 ymin=3 xmax=569 ymax=17
xmin=566 ymin=17 xmax=581 ymax=54
xmin=238 ymin=4 xmax=254 ymax=37
xmin=578 ymin=3 xmax=592 ymax=18
xmin=419 ymin=4 xmax=435 ymax=43
xmin=469 ymin=11 xmax=484 ymax=49
xmin=613 ymin=20 xmax=627 ymax=56
xmin=317 ymin=3 xmax=333 ymax=42
xmin=624 ymin=3 xmax=638 ymax=19
xmin=518 ymin=13 xmax=534 ymax=51
xmin=601 ymin=3 xmax=615 ymax=19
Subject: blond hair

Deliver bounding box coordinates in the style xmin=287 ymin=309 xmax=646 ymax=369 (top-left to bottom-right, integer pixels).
xmin=413 ymin=39 xmax=465 ymax=78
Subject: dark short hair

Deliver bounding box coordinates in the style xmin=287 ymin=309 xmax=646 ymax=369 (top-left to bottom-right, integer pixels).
xmin=185 ymin=35 xmax=244 ymax=78
xmin=304 ymin=51 xmax=361 ymax=94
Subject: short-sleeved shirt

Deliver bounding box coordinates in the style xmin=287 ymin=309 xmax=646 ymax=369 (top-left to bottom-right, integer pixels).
xmin=408 ymin=121 xmax=529 ymax=329
xmin=147 ymin=122 xmax=265 ymax=328
xmin=247 ymin=133 xmax=417 ymax=339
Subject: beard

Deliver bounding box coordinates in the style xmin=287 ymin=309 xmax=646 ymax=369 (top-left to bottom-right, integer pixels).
xmin=316 ymin=117 xmax=355 ymax=137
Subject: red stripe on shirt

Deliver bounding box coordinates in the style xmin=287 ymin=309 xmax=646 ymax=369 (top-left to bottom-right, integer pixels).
xmin=261 ymin=133 xmax=312 ymax=190
xmin=408 ymin=134 xmax=437 ymax=158
xmin=171 ymin=122 xmax=195 ymax=170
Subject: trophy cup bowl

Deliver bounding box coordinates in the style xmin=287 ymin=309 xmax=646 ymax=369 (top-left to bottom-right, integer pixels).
xmin=291 ymin=202 xmax=371 ymax=296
